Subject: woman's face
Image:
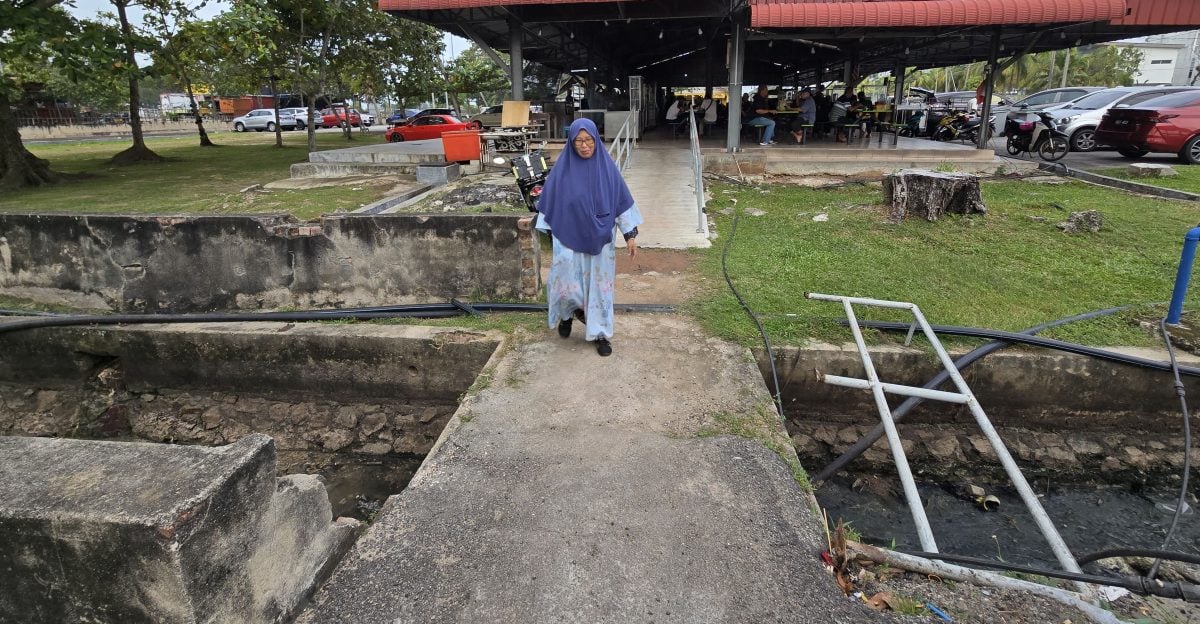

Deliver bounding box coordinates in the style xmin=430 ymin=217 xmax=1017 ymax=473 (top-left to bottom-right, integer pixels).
xmin=573 ymin=129 xmax=596 ymax=160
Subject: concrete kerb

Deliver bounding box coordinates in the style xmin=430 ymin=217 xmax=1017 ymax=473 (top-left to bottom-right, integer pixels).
xmin=1039 ymin=162 xmax=1200 ymax=201
xmin=353 ymin=183 xmax=434 ymax=214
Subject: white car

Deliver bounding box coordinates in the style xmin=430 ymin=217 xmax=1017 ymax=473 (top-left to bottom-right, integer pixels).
xmin=278 ymin=107 xmax=311 ymax=130
xmin=997 ymin=87 xmax=1103 ymax=136
xmin=351 ymin=109 xmax=374 ymax=126
xmin=1048 ymin=86 xmax=1200 ymax=152
xmin=231 ymin=108 xmax=299 ymax=132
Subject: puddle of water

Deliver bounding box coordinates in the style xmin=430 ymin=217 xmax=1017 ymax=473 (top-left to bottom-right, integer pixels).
xmin=817 ymin=476 xmax=1200 ymax=569
xmin=317 ymin=457 xmax=424 ymax=521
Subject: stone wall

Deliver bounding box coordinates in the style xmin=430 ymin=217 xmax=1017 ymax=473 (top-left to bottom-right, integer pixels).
xmin=0 ymin=434 xmax=361 ymax=624
xmin=0 ymin=213 xmax=540 ymax=312
xmin=766 ymin=344 xmax=1200 ymax=483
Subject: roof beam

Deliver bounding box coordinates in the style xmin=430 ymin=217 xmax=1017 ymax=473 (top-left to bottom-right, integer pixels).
xmin=458 ymin=23 xmax=511 ymax=75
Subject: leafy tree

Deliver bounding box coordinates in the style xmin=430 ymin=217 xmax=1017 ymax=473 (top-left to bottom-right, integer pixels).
xmin=445 ymin=45 xmax=509 ymax=109
xmin=145 ymin=0 xmax=216 ymax=147
xmin=105 ymin=0 xmax=164 ymax=164
xmin=1 ymin=0 xmax=125 ymax=188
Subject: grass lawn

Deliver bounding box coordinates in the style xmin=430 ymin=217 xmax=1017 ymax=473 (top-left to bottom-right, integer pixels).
xmin=1094 ymin=164 xmax=1200 ymax=195
xmin=0 ymin=131 xmax=392 ymax=220
xmin=693 ymin=178 xmax=1200 ymax=348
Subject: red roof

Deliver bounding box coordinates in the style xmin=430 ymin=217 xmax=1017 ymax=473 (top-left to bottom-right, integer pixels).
xmin=750 ymin=0 xmax=1128 ymax=28
xmin=1115 ymin=0 xmax=1200 ymax=25
xmin=380 ymin=0 xmax=615 ymax=9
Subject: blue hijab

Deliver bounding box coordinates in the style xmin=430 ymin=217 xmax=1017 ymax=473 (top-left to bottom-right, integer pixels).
xmin=538 ymin=118 xmax=635 ymax=255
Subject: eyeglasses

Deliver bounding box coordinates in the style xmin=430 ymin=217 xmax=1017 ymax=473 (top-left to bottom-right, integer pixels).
xmin=573 ymin=137 xmax=596 ymax=147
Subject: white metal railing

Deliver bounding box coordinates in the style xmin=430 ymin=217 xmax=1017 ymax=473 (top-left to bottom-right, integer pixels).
xmin=806 ymin=292 xmax=1088 ymax=592
xmin=688 ymin=109 xmax=706 ymax=233
xmin=607 ymin=112 xmax=636 ymax=172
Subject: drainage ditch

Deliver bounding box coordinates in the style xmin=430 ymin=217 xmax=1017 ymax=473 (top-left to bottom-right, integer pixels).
xmin=759 ymin=347 xmax=1200 ymax=577
xmin=0 ymin=321 xmax=500 ymax=522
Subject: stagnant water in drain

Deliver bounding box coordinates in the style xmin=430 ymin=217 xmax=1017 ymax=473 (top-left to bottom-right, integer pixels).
xmin=317 ymin=458 xmax=425 ymax=521
xmin=817 ymin=476 xmax=1199 ymax=569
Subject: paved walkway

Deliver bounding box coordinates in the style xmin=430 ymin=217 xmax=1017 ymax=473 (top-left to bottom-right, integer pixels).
xmin=622 ymin=145 xmax=712 ymax=249
xmin=297 ymin=314 xmax=890 ymax=624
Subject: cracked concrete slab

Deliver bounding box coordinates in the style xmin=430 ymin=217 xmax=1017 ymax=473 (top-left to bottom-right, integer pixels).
xmin=298 ymin=314 xmax=890 ymax=623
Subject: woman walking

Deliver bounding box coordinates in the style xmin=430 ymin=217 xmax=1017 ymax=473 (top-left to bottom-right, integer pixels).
xmin=535 ymin=118 xmax=643 ymax=356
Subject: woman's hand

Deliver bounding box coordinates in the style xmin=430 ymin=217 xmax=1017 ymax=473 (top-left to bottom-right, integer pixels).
xmin=627 ymin=237 xmax=638 ymax=259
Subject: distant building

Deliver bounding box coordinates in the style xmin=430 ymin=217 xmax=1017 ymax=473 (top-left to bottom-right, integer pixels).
xmin=1105 ymin=29 xmax=1200 ymax=85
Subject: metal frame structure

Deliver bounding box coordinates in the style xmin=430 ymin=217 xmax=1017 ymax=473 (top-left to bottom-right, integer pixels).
xmin=806 ymin=292 xmax=1087 ymax=584
xmin=607 ymin=113 xmax=636 ymax=172
xmin=687 ymin=109 xmax=706 ymax=233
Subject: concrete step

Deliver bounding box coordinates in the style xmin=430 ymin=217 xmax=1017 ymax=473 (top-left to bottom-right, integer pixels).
xmin=308 ymin=142 xmax=446 ymax=165
xmin=290 ymin=162 xmax=420 ymax=178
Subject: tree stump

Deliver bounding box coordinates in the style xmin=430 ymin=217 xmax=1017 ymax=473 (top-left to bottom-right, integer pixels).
xmin=882 ymin=169 xmax=986 ymax=222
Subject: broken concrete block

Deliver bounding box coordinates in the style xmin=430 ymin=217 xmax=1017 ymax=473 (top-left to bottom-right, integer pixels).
xmin=0 ymin=434 xmax=361 ymax=624
xmin=1127 ymin=163 xmax=1178 ymax=178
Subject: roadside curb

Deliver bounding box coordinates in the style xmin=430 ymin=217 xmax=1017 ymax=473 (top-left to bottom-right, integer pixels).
xmin=1038 ymin=162 xmax=1200 ymax=202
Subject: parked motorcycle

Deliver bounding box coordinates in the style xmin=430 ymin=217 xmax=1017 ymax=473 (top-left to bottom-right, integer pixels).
xmin=507 ymin=148 xmax=551 ymax=212
xmin=932 ymin=111 xmax=989 ymax=143
xmin=1004 ymin=111 xmax=1069 ymax=161
xmin=897 ymin=111 xmax=925 ymax=138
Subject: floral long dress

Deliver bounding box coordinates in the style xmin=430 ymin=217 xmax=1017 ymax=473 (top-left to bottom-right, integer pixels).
xmin=535 ymin=204 xmax=644 ymax=341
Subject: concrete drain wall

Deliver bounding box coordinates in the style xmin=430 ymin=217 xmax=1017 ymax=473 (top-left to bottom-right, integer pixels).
xmin=760 ymin=344 xmax=1200 ymax=483
xmin=0 ymin=213 xmax=540 ymax=312
xmin=0 ymin=321 xmax=503 ymax=620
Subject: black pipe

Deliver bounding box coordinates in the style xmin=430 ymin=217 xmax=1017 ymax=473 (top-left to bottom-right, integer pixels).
xmin=1149 ymin=317 xmax=1194 ymax=580
xmin=848 ymin=319 xmax=1200 ymax=378
xmin=899 ymin=550 xmax=1200 ymax=602
xmin=0 ymin=301 xmax=678 ymax=336
xmin=723 ymin=212 xmax=785 ymax=418
xmin=813 ymin=306 xmax=1132 ymax=483
xmin=1076 ymin=547 xmax=1200 ymax=567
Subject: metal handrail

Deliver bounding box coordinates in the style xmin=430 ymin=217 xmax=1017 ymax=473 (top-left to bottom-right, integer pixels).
xmin=688 ymin=109 xmax=706 ymax=233
xmin=607 ymin=112 xmax=636 ymax=172
xmin=806 ymin=292 xmax=1089 ymax=592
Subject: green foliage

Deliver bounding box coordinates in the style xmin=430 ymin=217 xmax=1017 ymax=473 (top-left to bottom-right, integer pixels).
xmin=444 ymin=45 xmax=510 ymax=108
xmin=906 ymin=44 xmax=1146 ymax=96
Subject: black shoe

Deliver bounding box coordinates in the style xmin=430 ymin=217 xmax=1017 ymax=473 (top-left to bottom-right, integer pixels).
xmin=573 ymin=309 xmax=586 ymax=323
xmin=557 ymin=319 xmax=572 ymax=338
xmin=595 ymin=337 xmax=612 ymax=356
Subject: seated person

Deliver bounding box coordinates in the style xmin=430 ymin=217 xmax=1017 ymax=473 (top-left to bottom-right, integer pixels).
xmin=699 ymin=97 xmax=718 ymax=136
xmin=665 ymin=97 xmax=684 ymax=122
xmin=747 ymin=85 xmax=776 ymax=146
xmin=788 ymin=89 xmax=816 ymax=144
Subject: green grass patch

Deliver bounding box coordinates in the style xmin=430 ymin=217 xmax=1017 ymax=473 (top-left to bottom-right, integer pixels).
xmin=1094 ymin=165 xmax=1200 ymax=195
xmin=3 ymin=132 xmax=391 ymax=220
xmin=694 ymin=179 xmax=1200 ymax=348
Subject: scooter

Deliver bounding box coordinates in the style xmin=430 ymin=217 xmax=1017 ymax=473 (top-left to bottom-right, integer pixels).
xmin=1004 ymin=111 xmax=1069 ymax=161
xmin=507 ymin=148 xmax=551 ymax=212
xmin=932 ymin=111 xmax=984 ymax=143
xmin=959 ymin=115 xmax=995 ymax=145
xmin=897 ymin=111 xmax=925 ymax=138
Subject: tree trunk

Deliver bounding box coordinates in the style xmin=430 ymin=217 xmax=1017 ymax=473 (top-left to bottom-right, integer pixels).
xmin=111 ymin=0 xmax=162 ymax=165
xmin=0 ymin=90 xmax=57 ymax=190
xmin=310 ymin=0 xmax=342 ymax=153
xmin=270 ymin=75 xmax=283 ymax=148
xmin=883 ymin=169 xmax=986 ymax=222
xmin=184 ymin=73 xmax=214 ymax=147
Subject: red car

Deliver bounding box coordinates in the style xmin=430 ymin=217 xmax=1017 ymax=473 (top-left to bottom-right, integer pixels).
xmin=1095 ymin=90 xmax=1200 ymax=164
xmin=385 ymin=114 xmax=471 ymax=142
xmin=319 ymin=107 xmax=362 ymax=128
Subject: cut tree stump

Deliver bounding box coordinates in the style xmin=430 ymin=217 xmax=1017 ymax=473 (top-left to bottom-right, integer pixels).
xmin=882 ymin=169 xmax=986 ymax=222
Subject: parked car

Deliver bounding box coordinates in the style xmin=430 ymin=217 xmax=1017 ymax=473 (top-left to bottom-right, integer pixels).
xmin=319 ymin=107 xmax=363 ymax=128
xmin=384 ymin=114 xmax=472 ymax=142
xmin=231 ymin=108 xmax=298 ymax=132
xmin=409 ymin=108 xmax=459 ymax=121
xmin=278 ymin=107 xmax=310 ymax=130
xmin=1048 ymin=86 xmax=1200 ymax=152
xmin=997 ymin=87 xmax=1103 ymax=135
xmin=1095 ymin=90 xmax=1200 ymax=164
xmin=385 ymin=108 xmax=422 ymax=124
xmin=468 ymin=104 xmax=503 ymax=129
xmin=351 ymin=109 xmax=373 ymax=126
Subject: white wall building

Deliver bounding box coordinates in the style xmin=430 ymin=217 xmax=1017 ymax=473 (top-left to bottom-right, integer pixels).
xmin=1105 ymin=29 xmax=1200 ymax=85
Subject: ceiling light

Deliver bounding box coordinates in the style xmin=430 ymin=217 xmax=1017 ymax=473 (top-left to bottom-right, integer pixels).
xmin=603 ymin=20 xmax=608 ymax=26
xmin=769 ymin=40 xmax=774 ymax=48
xmin=1060 ymin=31 xmax=1067 ymax=40
xmin=537 ymin=28 xmax=542 ymax=36
xmin=698 ymin=27 xmax=703 ymax=35
xmin=811 ymin=46 xmax=816 ymax=54
xmin=570 ymin=31 xmax=574 ymax=39
xmin=904 ymin=47 xmax=910 ymax=55
xmin=659 ymin=30 xmax=664 ymax=39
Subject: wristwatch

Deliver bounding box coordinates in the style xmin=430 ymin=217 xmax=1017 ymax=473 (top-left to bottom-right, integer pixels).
xmin=623 ymin=227 xmax=639 ymax=242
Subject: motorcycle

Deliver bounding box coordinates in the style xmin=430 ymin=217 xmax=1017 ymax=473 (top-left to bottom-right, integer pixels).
xmin=932 ymin=111 xmax=989 ymax=143
xmin=1004 ymin=111 xmax=1069 ymax=161
xmin=897 ymin=111 xmax=925 ymax=138
xmin=507 ymin=148 xmax=551 ymax=212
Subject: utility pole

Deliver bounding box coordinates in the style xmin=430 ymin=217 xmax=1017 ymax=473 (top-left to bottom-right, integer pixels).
xmin=1060 ymin=49 xmax=1071 ymax=89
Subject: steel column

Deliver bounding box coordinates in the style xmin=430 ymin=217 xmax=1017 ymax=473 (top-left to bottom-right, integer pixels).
xmin=977 ymin=30 xmax=1000 ymax=149
xmin=726 ymin=19 xmax=746 ymax=153
xmin=509 ymin=17 xmax=524 ymax=100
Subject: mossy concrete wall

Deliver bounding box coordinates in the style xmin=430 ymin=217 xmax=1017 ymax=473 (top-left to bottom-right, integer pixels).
xmin=763 ymin=344 xmax=1200 ymax=482
xmin=0 ymin=213 xmax=540 ymax=312
xmin=0 ymin=322 xmax=500 ymax=462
